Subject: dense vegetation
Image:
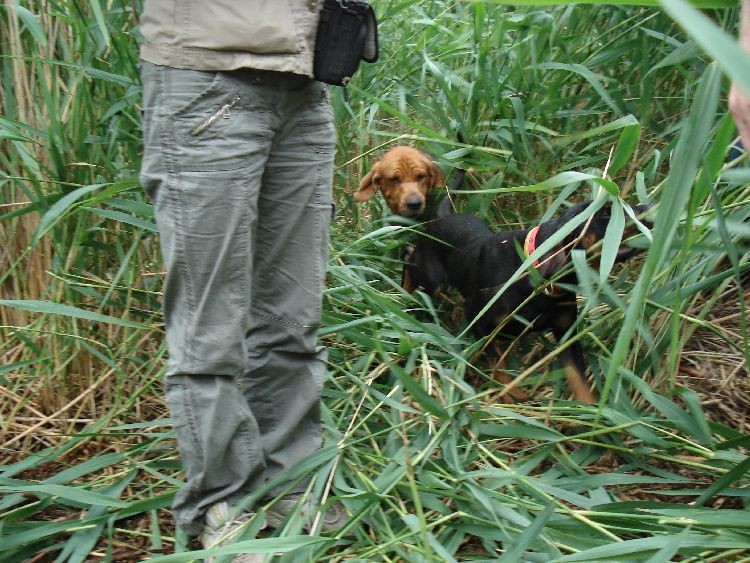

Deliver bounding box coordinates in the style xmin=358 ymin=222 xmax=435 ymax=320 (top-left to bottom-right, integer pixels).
xmin=1 ymin=0 xmax=749 ymax=560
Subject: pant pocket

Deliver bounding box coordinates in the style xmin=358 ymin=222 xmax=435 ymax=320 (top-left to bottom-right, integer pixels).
xmin=163 ymin=68 xmax=270 ymax=172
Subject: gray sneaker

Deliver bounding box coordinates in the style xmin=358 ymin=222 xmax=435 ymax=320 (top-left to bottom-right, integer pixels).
xmin=200 ymin=501 xmax=266 ymax=563
xmin=264 ymin=493 xmax=348 ymax=533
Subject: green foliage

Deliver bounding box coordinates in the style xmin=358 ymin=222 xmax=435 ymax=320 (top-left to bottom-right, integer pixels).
xmin=1 ymin=0 xmax=749 ymax=561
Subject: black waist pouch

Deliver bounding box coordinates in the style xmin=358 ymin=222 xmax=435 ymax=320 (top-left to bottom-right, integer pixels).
xmin=314 ymin=0 xmax=378 ymax=86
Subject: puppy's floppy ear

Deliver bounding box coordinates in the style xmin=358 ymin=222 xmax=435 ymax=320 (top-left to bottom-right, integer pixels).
xmin=425 ymin=158 xmax=445 ymax=189
xmin=354 ymin=163 xmax=381 ymax=202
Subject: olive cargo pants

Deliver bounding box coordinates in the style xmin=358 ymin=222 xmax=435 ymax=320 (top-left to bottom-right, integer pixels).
xmin=139 ymin=61 xmax=335 ymax=535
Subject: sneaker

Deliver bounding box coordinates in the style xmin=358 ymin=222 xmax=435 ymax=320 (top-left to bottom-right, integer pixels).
xmin=200 ymin=501 xmax=265 ymax=563
xmin=264 ymin=493 xmax=348 ymax=533
xmin=314 ymin=499 xmax=349 ymax=533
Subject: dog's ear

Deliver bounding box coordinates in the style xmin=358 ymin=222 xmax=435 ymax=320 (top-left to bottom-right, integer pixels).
xmin=354 ymin=163 xmax=381 ymax=202
xmin=425 ymin=158 xmax=445 ymax=189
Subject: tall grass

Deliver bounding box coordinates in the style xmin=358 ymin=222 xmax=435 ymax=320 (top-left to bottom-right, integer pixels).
xmin=1 ymin=0 xmax=749 ymax=561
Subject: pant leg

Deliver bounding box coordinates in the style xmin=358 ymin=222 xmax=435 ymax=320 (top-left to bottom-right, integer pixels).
xmin=239 ymin=79 xmax=335 ymax=491
xmin=139 ymin=61 xmax=276 ymax=535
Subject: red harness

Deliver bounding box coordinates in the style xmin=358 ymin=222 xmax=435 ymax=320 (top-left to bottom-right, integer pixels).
xmin=523 ymin=226 xmax=563 ymax=296
xmin=523 ymin=226 xmax=541 ymax=267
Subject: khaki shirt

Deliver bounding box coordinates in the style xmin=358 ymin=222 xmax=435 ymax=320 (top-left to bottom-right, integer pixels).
xmin=139 ymin=0 xmax=322 ymax=76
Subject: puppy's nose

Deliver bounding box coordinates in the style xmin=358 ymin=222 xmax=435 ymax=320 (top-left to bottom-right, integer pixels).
xmin=405 ymin=196 xmax=423 ymax=212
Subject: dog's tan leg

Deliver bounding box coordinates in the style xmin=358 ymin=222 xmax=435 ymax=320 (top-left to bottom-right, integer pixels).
xmin=559 ymin=351 xmax=597 ymax=403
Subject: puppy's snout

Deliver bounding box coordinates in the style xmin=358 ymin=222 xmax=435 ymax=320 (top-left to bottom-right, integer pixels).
xmin=405 ymin=195 xmax=424 ymax=212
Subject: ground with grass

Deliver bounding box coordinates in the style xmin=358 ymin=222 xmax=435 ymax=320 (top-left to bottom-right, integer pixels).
xmin=1 ymin=1 xmax=749 ymax=561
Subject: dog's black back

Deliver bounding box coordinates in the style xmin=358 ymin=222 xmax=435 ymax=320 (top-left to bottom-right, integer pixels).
xmin=402 ymin=206 xmax=489 ymax=296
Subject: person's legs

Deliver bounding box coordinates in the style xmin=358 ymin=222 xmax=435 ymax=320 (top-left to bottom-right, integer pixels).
xmin=140 ymin=62 xmax=277 ymax=535
xmin=239 ymin=78 xmax=335 ymax=493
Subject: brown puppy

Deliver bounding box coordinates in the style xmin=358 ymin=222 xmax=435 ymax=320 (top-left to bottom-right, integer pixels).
xmin=355 ymin=146 xmax=445 ymax=217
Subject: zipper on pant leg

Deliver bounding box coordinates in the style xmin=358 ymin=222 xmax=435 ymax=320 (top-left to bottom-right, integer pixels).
xmin=190 ymin=95 xmax=241 ymax=136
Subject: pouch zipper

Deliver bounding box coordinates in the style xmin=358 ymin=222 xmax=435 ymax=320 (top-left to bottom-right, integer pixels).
xmin=190 ymin=95 xmax=241 ymax=136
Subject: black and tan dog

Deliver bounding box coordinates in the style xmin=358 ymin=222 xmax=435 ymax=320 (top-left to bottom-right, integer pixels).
xmin=402 ymin=197 xmax=651 ymax=402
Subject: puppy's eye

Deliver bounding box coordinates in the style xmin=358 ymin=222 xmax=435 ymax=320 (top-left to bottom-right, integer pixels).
xmin=415 ymin=173 xmax=426 ymax=181
xmin=389 ymin=177 xmax=399 ymax=184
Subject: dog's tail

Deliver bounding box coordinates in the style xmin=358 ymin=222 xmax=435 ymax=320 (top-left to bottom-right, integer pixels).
xmin=437 ymin=168 xmax=465 ymax=218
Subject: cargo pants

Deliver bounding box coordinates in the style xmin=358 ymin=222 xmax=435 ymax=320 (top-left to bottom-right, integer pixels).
xmin=139 ymin=61 xmax=335 ymax=536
